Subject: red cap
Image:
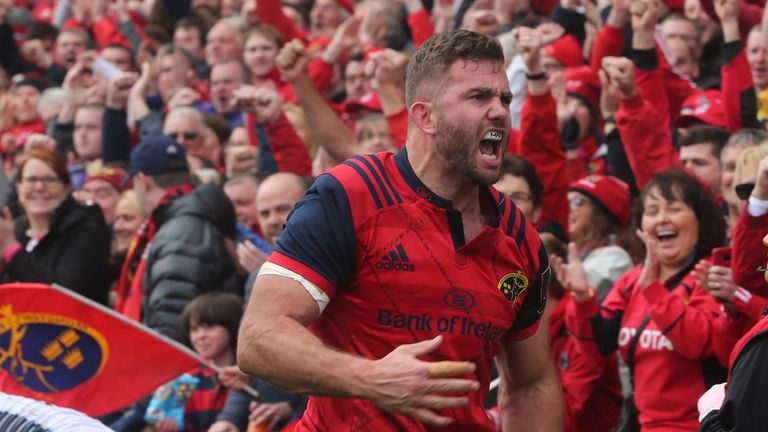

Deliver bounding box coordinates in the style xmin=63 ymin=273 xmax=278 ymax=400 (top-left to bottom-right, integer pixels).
xmin=84 ymin=166 xmax=130 ymax=191
xmin=335 ymin=0 xmax=355 ymax=14
xmin=543 ymin=35 xmax=584 ymax=68
xmin=344 ymin=91 xmax=382 ymax=113
xmin=675 ymin=90 xmax=726 ymax=129
xmin=564 ymin=66 xmax=601 ymax=111
xmin=569 ymin=175 xmax=631 ymax=227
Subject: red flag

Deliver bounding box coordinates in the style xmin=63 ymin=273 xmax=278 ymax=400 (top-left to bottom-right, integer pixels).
xmin=0 ymin=283 xmax=203 ymax=416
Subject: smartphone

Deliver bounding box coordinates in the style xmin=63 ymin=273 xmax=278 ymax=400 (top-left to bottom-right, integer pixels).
xmin=711 ymin=246 xmax=732 ymax=267
xmin=92 ymin=57 xmax=123 ymax=80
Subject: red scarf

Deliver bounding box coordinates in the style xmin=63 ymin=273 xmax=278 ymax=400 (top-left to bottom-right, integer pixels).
xmin=114 ymin=184 xmax=195 ymax=320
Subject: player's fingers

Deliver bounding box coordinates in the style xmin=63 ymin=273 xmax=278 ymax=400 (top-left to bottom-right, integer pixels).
xmin=408 ymin=407 xmax=453 ymax=427
xmin=395 ymin=334 xmax=443 ymax=356
xmin=416 ymin=394 xmax=470 ymax=410
xmin=428 ymin=360 xmax=476 ymax=378
xmin=425 ymin=377 xmax=480 ymax=393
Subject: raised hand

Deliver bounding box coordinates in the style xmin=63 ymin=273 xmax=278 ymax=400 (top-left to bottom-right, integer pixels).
xmin=365 ymin=49 xmax=408 ymax=91
xmin=635 ymin=229 xmax=660 ymax=289
xmin=550 ymin=243 xmax=593 ymax=300
xmin=601 ymin=56 xmax=637 ymax=98
xmin=513 ymin=27 xmax=544 ymax=72
xmin=276 ymin=39 xmax=310 ymax=83
xmin=230 ymin=85 xmax=283 ymax=124
xmin=536 ymin=22 xmax=566 ymax=46
xmin=106 ymin=72 xmax=139 ymax=110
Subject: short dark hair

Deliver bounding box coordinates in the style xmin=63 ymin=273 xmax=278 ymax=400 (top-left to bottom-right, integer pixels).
xmin=405 ymin=29 xmax=504 ymax=107
xmin=500 ymin=155 xmax=544 ymax=209
xmin=213 ymin=57 xmax=251 ymax=83
xmin=245 ymin=24 xmax=284 ymax=48
xmin=181 ymin=292 xmax=243 ymax=351
xmin=151 ymin=170 xmax=193 ymax=189
xmin=25 ymin=22 xmax=58 ymax=43
xmin=631 ymin=169 xmax=726 ymax=259
xmin=102 ymin=43 xmax=136 ymax=68
xmin=679 ymin=125 xmax=730 ymax=160
xmin=176 ymin=16 xmax=207 ymax=46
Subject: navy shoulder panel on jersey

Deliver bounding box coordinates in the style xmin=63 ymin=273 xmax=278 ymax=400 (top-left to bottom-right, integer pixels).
xmin=510 ymin=241 xmax=550 ymax=332
xmin=274 ymin=173 xmax=357 ymax=292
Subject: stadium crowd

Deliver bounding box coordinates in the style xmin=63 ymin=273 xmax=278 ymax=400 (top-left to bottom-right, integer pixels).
xmin=1 ymin=0 xmax=768 ymax=429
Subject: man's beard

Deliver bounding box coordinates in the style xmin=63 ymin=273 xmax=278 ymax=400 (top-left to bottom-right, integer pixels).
xmin=434 ymin=114 xmax=502 ymax=186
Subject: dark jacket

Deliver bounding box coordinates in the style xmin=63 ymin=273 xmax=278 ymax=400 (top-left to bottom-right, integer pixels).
xmin=4 ymin=196 xmax=111 ymax=304
xmin=142 ymin=183 xmax=241 ymax=343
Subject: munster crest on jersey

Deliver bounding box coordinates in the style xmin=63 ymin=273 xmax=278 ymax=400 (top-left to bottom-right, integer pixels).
xmin=498 ymin=271 xmax=529 ymax=304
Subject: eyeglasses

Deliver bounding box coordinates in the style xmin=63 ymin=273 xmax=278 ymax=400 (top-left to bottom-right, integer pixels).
xmin=166 ymin=131 xmax=199 ymax=141
xmin=735 ymin=183 xmax=755 ymax=201
xmin=21 ymin=176 xmax=61 ymax=187
xmin=569 ymin=196 xmax=589 ymax=210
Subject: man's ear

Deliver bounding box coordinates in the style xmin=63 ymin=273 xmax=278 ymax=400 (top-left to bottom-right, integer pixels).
xmin=409 ymin=101 xmax=437 ymax=136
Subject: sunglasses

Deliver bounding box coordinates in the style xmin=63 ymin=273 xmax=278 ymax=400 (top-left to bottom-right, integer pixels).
xmin=734 ymin=183 xmax=755 ymax=201
xmin=166 ymin=131 xmax=198 ymax=141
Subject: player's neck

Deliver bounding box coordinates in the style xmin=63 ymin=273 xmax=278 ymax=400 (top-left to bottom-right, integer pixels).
xmin=408 ymin=143 xmax=480 ymax=210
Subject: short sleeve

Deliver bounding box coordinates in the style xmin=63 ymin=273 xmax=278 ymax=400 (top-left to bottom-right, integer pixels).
xmin=269 ymin=174 xmax=357 ymax=298
xmin=508 ymin=242 xmax=550 ymax=339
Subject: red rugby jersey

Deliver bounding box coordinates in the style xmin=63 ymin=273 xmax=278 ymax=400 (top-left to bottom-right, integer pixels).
xmin=269 ymin=149 xmax=549 ymax=431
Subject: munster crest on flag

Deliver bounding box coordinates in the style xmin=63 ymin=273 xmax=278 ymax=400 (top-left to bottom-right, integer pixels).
xmin=0 ymin=283 xmax=203 ymax=416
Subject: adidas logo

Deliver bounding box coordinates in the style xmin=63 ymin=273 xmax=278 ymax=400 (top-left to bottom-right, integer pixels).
xmin=375 ymin=244 xmax=415 ymax=272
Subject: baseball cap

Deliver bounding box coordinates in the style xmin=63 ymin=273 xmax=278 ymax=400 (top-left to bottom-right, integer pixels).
xmin=564 ymin=66 xmax=601 ymax=112
xmin=345 ymin=91 xmax=383 ymax=114
xmin=569 ymin=175 xmax=631 ymax=227
xmin=84 ymin=165 xmax=129 ymax=191
xmin=543 ymin=35 xmax=584 ymax=69
xmin=127 ymin=134 xmax=189 ymax=178
xmin=675 ymin=90 xmax=726 ymax=129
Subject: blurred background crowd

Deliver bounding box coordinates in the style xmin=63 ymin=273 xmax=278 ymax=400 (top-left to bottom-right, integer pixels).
xmin=1 ymin=0 xmax=768 ymax=429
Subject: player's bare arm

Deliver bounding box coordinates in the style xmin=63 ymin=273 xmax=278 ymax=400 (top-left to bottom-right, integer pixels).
xmin=237 ymin=274 xmax=481 ymax=427
xmin=497 ymin=317 xmax=563 ymax=431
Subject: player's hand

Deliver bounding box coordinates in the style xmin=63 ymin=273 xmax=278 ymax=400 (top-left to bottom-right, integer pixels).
xmin=636 ymin=229 xmax=660 ymax=289
xmin=276 ymin=39 xmax=310 ymax=83
xmin=365 ymin=335 xmax=479 ymax=427
xmin=551 ymin=243 xmax=593 ymax=301
xmin=248 ymin=401 xmax=293 ymax=431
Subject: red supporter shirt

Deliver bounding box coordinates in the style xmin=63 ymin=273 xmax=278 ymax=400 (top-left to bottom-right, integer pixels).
xmin=269 ymin=149 xmax=549 ymax=431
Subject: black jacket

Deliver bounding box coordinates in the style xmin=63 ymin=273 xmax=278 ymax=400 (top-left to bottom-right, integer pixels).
xmin=142 ymin=183 xmax=241 ymax=343
xmin=4 ymin=196 xmax=111 ymax=304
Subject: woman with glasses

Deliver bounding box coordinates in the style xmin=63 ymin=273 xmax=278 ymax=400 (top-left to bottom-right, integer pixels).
xmin=561 ymin=169 xmax=727 ymax=431
xmin=560 ymin=175 xmax=634 ymax=303
xmin=0 ymin=148 xmax=111 ymax=304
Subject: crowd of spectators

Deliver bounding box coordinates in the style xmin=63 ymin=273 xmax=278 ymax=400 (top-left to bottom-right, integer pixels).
xmin=2 ymin=0 xmax=768 ymax=429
